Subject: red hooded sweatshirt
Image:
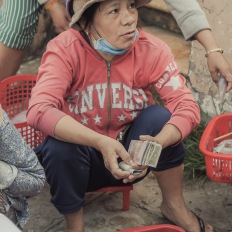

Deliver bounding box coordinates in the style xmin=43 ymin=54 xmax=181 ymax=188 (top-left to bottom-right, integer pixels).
xmin=27 ymin=29 xmax=200 ymax=141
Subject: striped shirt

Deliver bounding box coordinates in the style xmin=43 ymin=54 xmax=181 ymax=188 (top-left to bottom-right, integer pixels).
xmin=0 ymin=0 xmax=42 ymax=49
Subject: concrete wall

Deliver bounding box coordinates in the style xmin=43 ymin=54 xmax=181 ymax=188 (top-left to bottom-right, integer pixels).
xmin=189 ymin=0 xmax=232 ymax=117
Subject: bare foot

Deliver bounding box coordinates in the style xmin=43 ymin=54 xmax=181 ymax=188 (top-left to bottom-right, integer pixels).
xmin=160 ymin=201 xmax=214 ymax=232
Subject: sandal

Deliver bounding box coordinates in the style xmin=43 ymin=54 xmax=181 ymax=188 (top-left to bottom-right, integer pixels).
xmin=162 ymin=211 xmax=207 ymax=232
xmin=191 ymin=211 xmax=205 ymax=232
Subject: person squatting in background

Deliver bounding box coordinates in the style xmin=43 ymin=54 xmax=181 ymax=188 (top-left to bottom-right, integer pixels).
xmin=27 ymin=0 xmax=214 ymax=231
xmin=0 ymin=104 xmax=45 ymax=229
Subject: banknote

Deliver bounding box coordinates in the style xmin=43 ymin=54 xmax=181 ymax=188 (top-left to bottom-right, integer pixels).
xmin=128 ymin=140 xmax=162 ymax=168
xmin=147 ymin=142 xmax=162 ymax=168
xmin=118 ymin=161 xmax=144 ymax=175
xmin=128 ymin=140 xmax=148 ymax=164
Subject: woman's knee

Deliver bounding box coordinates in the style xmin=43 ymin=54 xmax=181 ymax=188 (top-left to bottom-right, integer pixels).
xmin=136 ymin=105 xmax=171 ymax=134
xmin=124 ymin=105 xmax=171 ymax=148
xmin=41 ymin=137 xmax=92 ymax=167
xmin=42 ymin=137 xmax=72 ymax=161
xmin=143 ymin=105 xmax=170 ymax=123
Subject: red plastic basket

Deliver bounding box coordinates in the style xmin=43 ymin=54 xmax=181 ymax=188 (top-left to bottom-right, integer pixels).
xmin=199 ymin=113 xmax=232 ymax=183
xmin=0 ymin=74 xmax=45 ymax=149
xmin=117 ymin=224 xmax=185 ymax=232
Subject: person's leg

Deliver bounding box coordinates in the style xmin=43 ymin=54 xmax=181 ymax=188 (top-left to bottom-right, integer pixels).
xmin=64 ymin=208 xmax=84 ymax=232
xmin=0 ymin=0 xmax=42 ymax=81
xmin=153 ymin=166 xmax=213 ymax=232
xmin=123 ymin=105 xmax=172 ymax=149
xmin=123 ymin=105 xmax=213 ymax=232
xmin=0 ymin=43 xmax=24 ymax=81
xmin=41 ymin=138 xmax=93 ymax=232
xmin=40 ymin=136 xmax=129 ymax=232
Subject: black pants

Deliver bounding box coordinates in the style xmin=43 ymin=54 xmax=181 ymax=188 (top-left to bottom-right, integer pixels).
xmin=35 ymin=105 xmax=185 ymax=214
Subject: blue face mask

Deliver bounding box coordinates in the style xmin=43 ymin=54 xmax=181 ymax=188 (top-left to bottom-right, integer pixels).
xmin=91 ymin=27 xmax=139 ymax=55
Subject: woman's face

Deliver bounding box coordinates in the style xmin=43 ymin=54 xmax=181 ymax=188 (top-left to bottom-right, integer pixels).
xmin=92 ymin=0 xmax=138 ymax=49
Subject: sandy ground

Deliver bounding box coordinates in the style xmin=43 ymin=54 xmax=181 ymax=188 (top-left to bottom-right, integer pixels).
xmin=22 ymin=173 xmax=232 ymax=232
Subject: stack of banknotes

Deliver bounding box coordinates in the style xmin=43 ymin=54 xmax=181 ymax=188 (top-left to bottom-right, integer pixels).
xmin=119 ymin=140 xmax=162 ymax=175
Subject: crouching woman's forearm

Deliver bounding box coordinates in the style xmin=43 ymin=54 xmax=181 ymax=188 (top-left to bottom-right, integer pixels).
xmin=0 ymin=108 xmax=45 ymax=197
xmin=4 ymin=158 xmax=45 ymax=197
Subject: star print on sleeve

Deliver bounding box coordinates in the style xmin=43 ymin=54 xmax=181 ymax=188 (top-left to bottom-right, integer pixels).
xmin=130 ymin=111 xmax=138 ymax=119
xmin=164 ymin=75 xmax=181 ymax=90
xmin=93 ymin=114 xmax=102 ymax=124
xmin=118 ymin=114 xmax=127 ymax=121
xmin=81 ymin=117 xmax=89 ymax=125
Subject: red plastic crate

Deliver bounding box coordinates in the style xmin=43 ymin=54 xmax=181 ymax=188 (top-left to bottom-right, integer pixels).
xmin=199 ymin=113 xmax=232 ymax=183
xmin=0 ymin=74 xmax=45 ymax=149
xmin=118 ymin=224 xmax=185 ymax=232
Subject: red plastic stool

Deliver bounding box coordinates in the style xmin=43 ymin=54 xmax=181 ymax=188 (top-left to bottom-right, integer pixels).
xmin=117 ymin=224 xmax=185 ymax=232
xmin=96 ymin=185 xmax=133 ymax=211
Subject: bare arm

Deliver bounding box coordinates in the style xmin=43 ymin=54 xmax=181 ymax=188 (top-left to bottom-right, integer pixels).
xmin=140 ymin=124 xmax=182 ymax=149
xmin=54 ymin=115 xmax=146 ymax=181
xmin=194 ymin=30 xmax=232 ymax=92
xmin=164 ymin=0 xmax=232 ymax=92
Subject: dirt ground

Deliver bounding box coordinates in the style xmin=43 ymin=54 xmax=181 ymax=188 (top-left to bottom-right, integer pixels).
xmin=22 ymin=173 xmax=232 ymax=232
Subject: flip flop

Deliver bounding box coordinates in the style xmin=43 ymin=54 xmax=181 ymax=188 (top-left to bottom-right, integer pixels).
xmin=192 ymin=212 xmax=219 ymax=232
xmin=162 ymin=211 xmax=206 ymax=232
xmin=191 ymin=211 xmax=205 ymax=232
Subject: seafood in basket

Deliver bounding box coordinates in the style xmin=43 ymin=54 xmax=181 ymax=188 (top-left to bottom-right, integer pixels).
xmin=213 ymin=139 xmax=232 ymax=154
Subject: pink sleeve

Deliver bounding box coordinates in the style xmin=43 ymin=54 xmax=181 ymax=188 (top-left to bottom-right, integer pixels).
xmin=149 ymin=44 xmax=200 ymax=140
xmin=27 ymin=38 xmax=75 ymax=136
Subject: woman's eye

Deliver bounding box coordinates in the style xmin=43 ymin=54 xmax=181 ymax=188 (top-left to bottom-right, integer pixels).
xmin=110 ymin=9 xmax=118 ymax=14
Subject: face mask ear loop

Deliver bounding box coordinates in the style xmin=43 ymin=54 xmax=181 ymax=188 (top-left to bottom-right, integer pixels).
xmin=91 ymin=25 xmax=101 ymax=40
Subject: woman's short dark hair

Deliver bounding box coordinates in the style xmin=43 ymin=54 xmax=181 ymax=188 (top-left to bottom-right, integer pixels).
xmin=80 ymin=3 xmax=101 ymax=30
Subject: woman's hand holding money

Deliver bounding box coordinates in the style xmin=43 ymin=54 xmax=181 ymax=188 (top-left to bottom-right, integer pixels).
xmin=118 ymin=159 xmax=148 ymax=183
xmin=140 ymin=124 xmax=182 ymax=149
xmin=96 ymin=136 xmax=138 ymax=180
xmin=122 ymin=166 xmax=148 ymax=184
